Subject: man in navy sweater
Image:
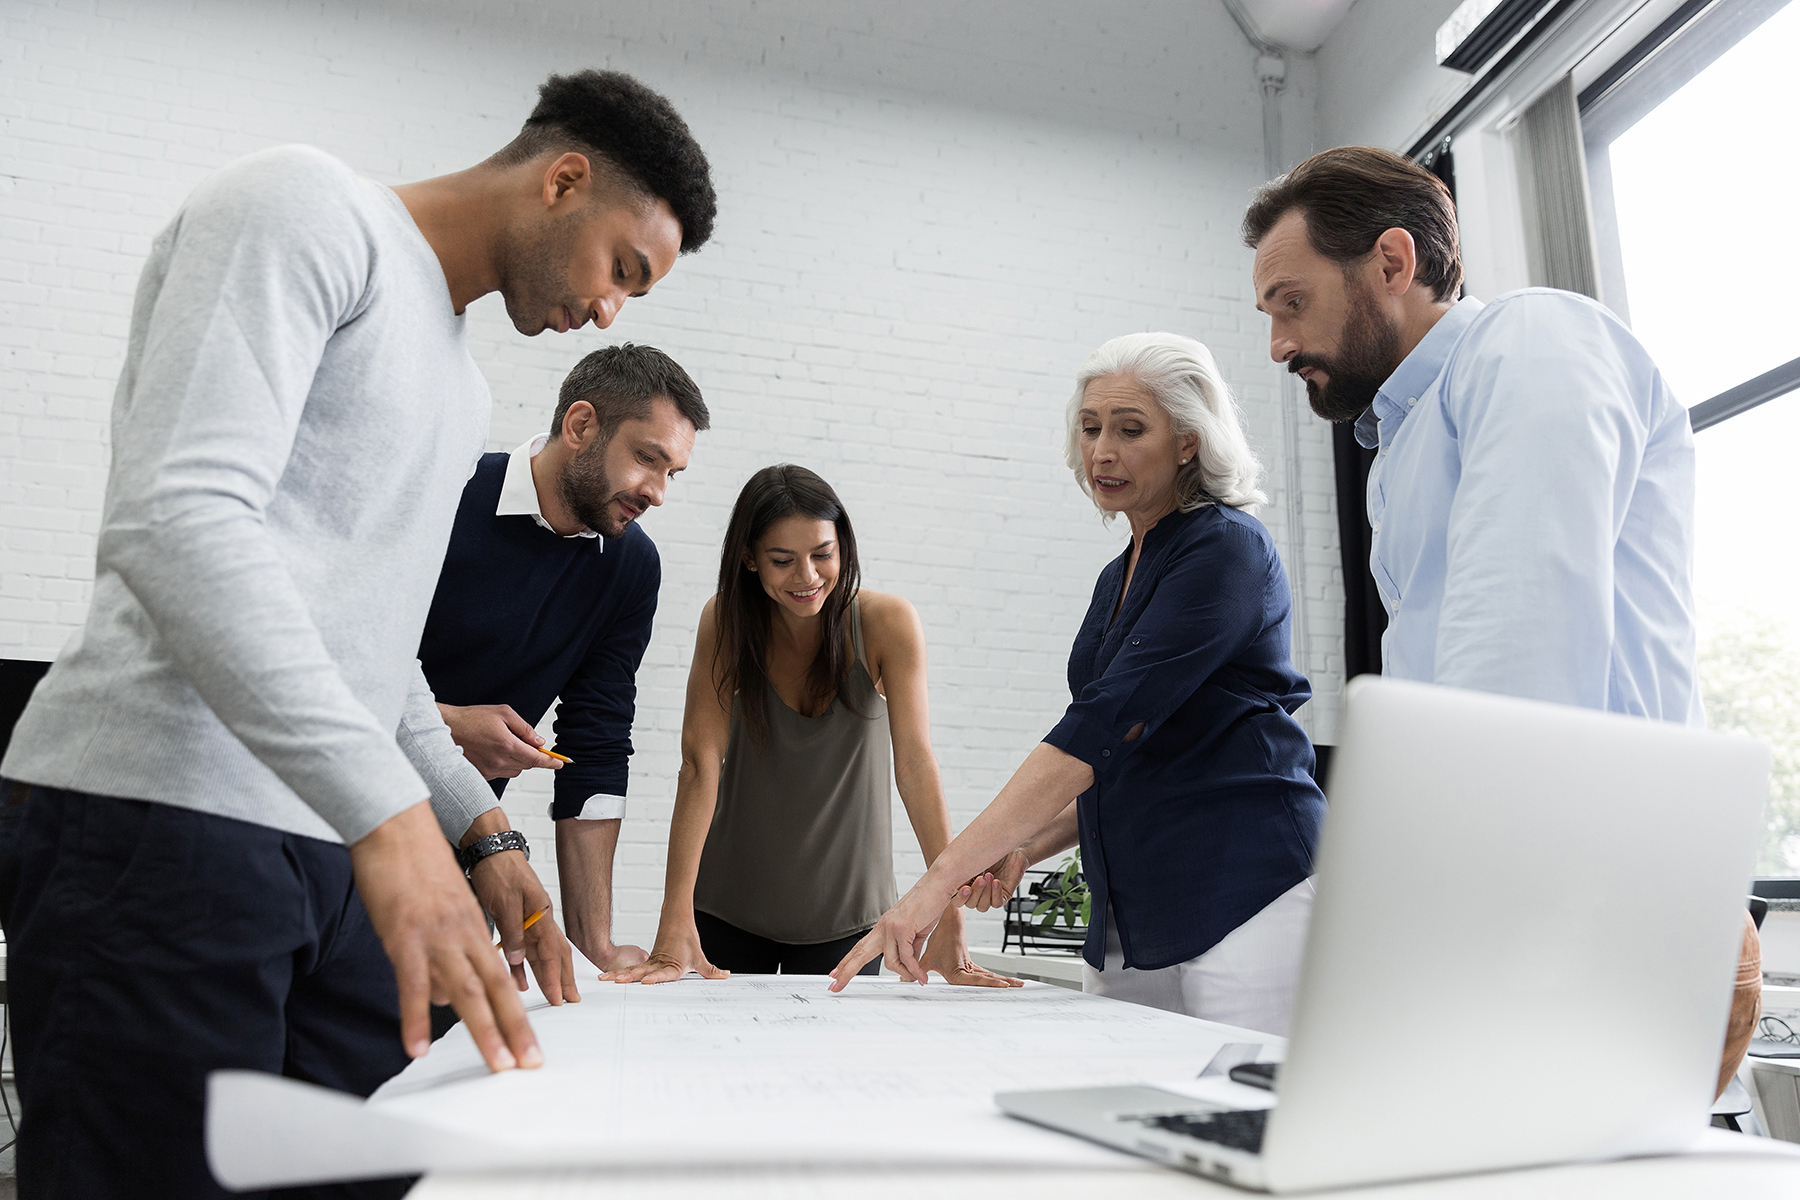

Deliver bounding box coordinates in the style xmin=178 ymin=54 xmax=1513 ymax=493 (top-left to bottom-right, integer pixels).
xmin=419 ymin=344 xmax=708 ymax=972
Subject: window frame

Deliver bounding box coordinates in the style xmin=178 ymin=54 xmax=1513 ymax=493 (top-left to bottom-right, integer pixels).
xmin=1578 ymin=0 xmax=1800 ymax=419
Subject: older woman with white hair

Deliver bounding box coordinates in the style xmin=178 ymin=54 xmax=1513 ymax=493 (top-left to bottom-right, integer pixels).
xmin=830 ymin=332 xmax=1326 ymax=1036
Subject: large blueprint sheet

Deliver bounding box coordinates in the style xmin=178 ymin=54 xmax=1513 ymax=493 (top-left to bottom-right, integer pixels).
xmin=207 ymin=972 xmax=1281 ymax=1189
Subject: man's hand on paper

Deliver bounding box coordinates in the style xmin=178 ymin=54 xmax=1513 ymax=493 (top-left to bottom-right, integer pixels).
xmin=601 ymin=919 xmax=729 ymax=985
xmin=828 ymin=883 xmax=945 ymax=991
xmin=351 ymin=800 xmax=542 ymax=1072
xmin=437 ymin=702 xmax=565 ymax=780
xmin=954 ymin=846 xmax=1030 ymax=913
xmin=920 ymin=905 xmax=1024 ymax=989
xmin=467 ymin=833 xmax=581 ymax=1005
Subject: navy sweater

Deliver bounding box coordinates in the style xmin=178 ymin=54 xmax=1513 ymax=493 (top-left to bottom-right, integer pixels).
xmin=417 ymin=453 xmax=660 ymax=819
xmin=1042 ymin=503 xmax=1325 ymax=972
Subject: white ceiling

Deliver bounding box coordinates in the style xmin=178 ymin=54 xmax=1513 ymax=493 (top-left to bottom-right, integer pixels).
xmin=1239 ymin=0 xmax=1364 ymax=51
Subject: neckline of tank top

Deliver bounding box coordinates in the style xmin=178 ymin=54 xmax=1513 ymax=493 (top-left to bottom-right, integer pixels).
xmin=763 ymin=660 xmax=884 ymax=721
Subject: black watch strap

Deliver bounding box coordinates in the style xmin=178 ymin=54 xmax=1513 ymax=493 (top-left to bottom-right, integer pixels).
xmin=456 ymin=829 xmax=529 ymax=873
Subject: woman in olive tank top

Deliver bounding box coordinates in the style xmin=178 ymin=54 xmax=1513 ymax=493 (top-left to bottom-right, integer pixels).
xmin=606 ymin=466 xmax=1020 ymax=985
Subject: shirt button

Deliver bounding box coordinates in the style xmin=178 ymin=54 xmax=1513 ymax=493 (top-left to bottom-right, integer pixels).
xmin=1130 ymin=638 xmax=1141 ymax=646
xmin=1371 ymin=521 xmax=1381 ymax=532
xmin=1101 ymin=749 xmax=1112 ymax=758
xmin=1407 ymin=396 xmax=1417 ymax=407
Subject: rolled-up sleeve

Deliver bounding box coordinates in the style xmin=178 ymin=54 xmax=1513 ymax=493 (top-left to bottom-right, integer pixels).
xmin=1043 ymin=521 xmax=1272 ymax=789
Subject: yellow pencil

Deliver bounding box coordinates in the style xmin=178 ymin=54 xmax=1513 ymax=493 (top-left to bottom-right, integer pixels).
xmin=536 ymin=746 xmax=572 ymax=763
xmin=497 ymin=905 xmax=552 ymax=948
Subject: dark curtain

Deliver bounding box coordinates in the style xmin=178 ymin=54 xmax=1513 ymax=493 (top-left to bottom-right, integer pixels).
xmin=1333 ymin=426 xmax=1386 ymax=680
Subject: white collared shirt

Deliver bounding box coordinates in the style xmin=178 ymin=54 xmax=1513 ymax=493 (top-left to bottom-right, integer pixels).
xmin=497 ymin=434 xmax=625 ymax=821
xmin=496 ymin=434 xmax=603 ymax=545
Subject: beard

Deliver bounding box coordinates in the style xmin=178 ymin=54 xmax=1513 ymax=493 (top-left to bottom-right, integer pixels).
xmin=1290 ymin=279 xmax=1405 ymax=423
xmin=495 ymin=213 xmax=584 ymax=336
xmin=557 ymin=438 xmax=638 ymax=539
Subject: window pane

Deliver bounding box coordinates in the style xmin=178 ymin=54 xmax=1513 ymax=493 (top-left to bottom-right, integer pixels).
xmin=1693 ymin=395 xmax=1800 ymax=874
xmin=1606 ymin=0 xmax=1800 ymax=406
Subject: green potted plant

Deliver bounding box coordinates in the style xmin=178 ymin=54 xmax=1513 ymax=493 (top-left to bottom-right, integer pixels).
xmin=1000 ymin=849 xmax=1091 ymax=954
xmin=1032 ymin=849 xmax=1091 ymax=931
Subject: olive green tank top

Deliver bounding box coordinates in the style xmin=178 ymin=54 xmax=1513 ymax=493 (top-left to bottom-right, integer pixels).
xmin=693 ymin=599 xmax=895 ymax=944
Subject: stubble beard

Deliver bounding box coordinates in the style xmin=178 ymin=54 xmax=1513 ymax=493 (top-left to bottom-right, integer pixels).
xmin=557 ymin=439 xmax=635 ymax=540
xmin=496 ymin=213 xmax=584 ymax=337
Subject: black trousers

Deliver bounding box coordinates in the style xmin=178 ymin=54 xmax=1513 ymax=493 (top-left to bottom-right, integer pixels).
xmin=693 ymin=908 xmax=882 ymax=976
xmin=0 ymin=783 xmax=415 ymax=1199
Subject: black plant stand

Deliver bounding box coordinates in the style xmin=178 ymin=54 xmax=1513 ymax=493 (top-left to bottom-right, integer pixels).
xmin=999 ymin=868 xmax=1089 ymax=956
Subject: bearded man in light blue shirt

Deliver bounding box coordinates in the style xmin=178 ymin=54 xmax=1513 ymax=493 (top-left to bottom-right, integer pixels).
xmin=1243 ymin=146 xmax=1699 ymax=723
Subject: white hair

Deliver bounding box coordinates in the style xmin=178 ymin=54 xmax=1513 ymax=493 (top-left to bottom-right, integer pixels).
xmin=1063 ymin=332 xmax=1269 ymax=514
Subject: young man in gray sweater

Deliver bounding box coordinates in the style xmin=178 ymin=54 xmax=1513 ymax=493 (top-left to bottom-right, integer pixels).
xmin=0 ymin=71 xmax=715 ymax=1198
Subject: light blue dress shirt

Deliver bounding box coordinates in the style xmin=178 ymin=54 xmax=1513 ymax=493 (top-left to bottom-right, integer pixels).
xmin=1355 ymin=289 xmax=1701 ymax=723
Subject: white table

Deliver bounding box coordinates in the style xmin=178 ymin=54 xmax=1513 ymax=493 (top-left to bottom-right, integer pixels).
xmin=210 ymin=973 xmax=1800 ymax=1197
xmin=411 ymin=1143 xmax=1800 ymax=1198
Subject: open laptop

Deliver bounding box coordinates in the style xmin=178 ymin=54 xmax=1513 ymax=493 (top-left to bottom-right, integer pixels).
xmin=998 ymin=676 xmax=1769 ymax=1192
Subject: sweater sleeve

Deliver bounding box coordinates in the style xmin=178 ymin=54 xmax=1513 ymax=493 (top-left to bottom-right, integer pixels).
xmin=94 ymin=147 xmax=431 ymax=844
xmin=396 ymin=660 xmax=504 ymax=842
xmin=548 ymin=543 xmax=660 ymax=820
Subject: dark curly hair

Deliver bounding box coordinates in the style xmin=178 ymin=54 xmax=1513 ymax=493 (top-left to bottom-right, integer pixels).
xmin=495 ymin=70 xmax=717 ymax=254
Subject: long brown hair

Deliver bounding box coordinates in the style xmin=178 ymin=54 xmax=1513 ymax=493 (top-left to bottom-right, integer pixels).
xmin=714 ymin=465 xmax=863 ymax=744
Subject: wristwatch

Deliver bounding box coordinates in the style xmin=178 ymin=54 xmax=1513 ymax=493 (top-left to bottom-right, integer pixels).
xmin=455 ymin=829 xmax=530 ymax=874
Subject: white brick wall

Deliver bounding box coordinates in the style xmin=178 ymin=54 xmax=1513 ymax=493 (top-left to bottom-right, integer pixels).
xmin=0 ymin=0 xmax=1342 ymax=951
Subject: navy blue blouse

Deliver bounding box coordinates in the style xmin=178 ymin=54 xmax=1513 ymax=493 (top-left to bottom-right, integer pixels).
xmin=1043 ymin=503 xmax=1325 ymax=972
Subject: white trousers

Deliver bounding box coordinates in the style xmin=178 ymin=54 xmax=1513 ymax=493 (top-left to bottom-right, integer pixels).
xmin=1082 ymin=877 xmax=1315 ymax=1037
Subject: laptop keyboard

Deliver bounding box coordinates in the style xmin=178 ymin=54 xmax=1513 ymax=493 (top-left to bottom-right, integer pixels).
xmin=1142 ymin=1108 xmax=1268 ymax=1154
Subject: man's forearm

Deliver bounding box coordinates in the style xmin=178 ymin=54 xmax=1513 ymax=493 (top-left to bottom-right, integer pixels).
xmin=556 ymin=817 xmax=624 ymax=958
xmin=461 ymin=806 xmax=512 ymax=848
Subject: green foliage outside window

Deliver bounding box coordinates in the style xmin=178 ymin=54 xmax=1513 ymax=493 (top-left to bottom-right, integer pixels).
xmin=1699 ymin=608 xmax=1800 ymax=875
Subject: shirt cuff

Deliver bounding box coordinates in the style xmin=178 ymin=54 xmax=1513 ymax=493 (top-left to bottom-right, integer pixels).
xmin=550 ymin=793 xmax=627 ymax=821
xmin=1042 ymin=712 xmax=1128 ymax=789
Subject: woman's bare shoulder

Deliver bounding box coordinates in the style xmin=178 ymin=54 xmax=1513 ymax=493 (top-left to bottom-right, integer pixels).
xmin=856 ymin=589 xmax=920 ymax=628
xmin=856 ymin=589 xmax=925 ymax=656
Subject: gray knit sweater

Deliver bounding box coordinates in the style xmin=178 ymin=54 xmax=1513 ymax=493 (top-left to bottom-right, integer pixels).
xmin=3 ymin=146 xmax=501 ymax=845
